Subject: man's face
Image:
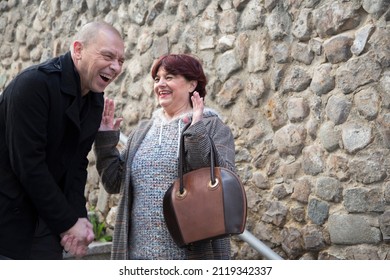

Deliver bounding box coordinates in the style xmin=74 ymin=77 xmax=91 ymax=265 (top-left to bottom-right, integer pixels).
xmin=75 ymin=30 xmax=125 ymax=95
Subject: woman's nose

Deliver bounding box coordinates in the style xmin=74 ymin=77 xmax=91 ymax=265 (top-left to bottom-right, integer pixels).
xmin=157 ymin=78 xmax=166 ymax=86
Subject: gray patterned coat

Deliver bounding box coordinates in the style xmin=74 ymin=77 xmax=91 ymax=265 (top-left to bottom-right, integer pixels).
xmin=94 ymin=108 xmax=236 ymax=259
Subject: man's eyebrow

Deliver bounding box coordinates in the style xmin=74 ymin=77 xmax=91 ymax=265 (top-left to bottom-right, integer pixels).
xmin=100 ymin=50 xmax=124 ymax=60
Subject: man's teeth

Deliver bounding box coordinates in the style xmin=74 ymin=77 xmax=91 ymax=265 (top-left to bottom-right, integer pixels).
xmin=100 ymin=74 xmax=112 ymax=81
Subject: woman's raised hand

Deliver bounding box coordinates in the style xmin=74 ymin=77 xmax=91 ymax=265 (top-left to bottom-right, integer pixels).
xmin=99 ymin=98 xmax=123 ymax=131
xmin=191 ymin=91 xmax=204 ymax=125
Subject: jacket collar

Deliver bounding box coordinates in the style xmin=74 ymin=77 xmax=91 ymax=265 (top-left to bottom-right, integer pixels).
xmin=37 ymin=51 xmax=80 ymax=97
xmin=37 ymin=51 xmax=104 ymax=131
xmin=59 ymin=52 xmax=81 ymax=96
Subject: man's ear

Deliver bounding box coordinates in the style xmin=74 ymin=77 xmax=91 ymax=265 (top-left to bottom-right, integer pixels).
xmin=72 ymin=41 xmax=83 ymax=59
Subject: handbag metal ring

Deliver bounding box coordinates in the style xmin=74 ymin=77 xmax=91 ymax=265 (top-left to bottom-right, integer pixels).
xmin=176 ymin=188 xmax=187 ymax=199
xmin=208 ymin=178 xmax=219 ymax=190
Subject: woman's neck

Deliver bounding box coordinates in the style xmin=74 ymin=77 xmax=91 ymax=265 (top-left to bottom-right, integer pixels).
xmin=163 ymin=105 xmax=192 ymax=120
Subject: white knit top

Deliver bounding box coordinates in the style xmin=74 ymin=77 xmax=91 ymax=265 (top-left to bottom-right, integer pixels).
xmin=128 ymin=110 xmax=188 ymax=259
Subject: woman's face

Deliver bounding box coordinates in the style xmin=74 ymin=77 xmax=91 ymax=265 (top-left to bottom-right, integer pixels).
xmin=153 ymin=67 xmax=196 ymax=115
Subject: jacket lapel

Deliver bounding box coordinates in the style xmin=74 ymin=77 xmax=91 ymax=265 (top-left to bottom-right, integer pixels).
xmin=59 ymin=52 xmax=82 ymax=132
xmin=59 ymin=52 xmax=104 ymax=141
xmin=79 ymin=93 xmax=104 ymax=141
xmin=65 ymin=97 xmax=81 ymax=131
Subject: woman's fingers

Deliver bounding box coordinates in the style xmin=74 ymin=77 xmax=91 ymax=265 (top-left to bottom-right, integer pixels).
xmin=191 ymin=91 xmax=204 ymax=124
xmin=100 ymin=98 xmax=122 ymax=131
xmin=113 ymin=118 xmax=123 ymax=130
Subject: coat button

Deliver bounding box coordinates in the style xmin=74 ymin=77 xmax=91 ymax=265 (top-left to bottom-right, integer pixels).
xmin=13 ymin=208 xmax=21 ymax=214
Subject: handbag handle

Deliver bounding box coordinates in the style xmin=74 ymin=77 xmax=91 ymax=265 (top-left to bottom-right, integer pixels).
xmin=178 ymin=123 xmax=218 ymax=195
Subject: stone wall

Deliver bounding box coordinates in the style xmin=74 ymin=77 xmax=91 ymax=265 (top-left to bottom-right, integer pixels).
xmin=1 ymin=0 xmax=390 ymax=260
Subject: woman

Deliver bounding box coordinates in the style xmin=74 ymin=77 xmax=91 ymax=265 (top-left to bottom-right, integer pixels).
xmin=94 ymin=54 xmax=237 ymax=259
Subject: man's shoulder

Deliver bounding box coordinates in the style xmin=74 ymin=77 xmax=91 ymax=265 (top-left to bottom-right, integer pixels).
xmin=37 ymin=52 xmax=71 ymax=74
xmin=15 ymin=54 xmax=65 ymax=81
xmin=14 ymin=52 xmax=73 ymax=87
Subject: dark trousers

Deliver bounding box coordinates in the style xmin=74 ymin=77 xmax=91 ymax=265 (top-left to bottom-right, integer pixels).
xmin=0 ymin=254 xmax=12 ymax=260
xmin=29 ymin=217 xmax=63 ymax=260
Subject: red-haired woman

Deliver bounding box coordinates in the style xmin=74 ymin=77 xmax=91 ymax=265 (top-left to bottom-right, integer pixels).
xmin=95 ymin=54 xmax=236 ymax=260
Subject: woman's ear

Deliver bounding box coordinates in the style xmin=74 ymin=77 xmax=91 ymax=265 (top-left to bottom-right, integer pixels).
xmin=189 ymin=80 xmax=198 ymax=92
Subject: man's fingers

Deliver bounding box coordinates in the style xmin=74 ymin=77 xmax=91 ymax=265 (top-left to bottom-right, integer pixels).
xmin=84 ymin=219 xmax=93 ymax=229
xmin=60 ymin=234 xmax=69 ymax=247
xmin=61 ymin=235 xmax=75 ymax=252
xmin=87 ymin=229 xmax=95 ymax=244
xmin=68 ymin=236 xmax=79 ymax=255
xmin=74 ymin=244 xmax=88 ymax=258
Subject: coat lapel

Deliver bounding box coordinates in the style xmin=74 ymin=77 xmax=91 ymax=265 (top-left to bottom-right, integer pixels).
xmin=59 ymin=52 xmax=104 ymax=142
xmin=65 ymin=97 xmax=81 ymax=131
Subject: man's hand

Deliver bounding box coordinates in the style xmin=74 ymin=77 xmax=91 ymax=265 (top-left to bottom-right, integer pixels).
xmin=60 ymin=218 xmax=95 ymax=258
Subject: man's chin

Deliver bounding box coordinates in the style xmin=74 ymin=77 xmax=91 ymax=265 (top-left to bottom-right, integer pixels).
xmin=92 ymin=84 xmax=108 ymax=93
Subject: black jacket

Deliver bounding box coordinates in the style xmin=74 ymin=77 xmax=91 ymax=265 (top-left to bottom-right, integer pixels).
xmin=0 ymin=52 xmax=104 ymax=259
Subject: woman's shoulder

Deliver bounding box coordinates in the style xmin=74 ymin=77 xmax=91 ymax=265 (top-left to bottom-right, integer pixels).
xmin=203 ymin=107 xmax=227 ymax=126
xmin=203 ymin=107 xmax=220 ymax=118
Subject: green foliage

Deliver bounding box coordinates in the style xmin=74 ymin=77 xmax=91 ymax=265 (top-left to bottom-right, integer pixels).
xmin=88 ymin=210 xmax=112 ymax=242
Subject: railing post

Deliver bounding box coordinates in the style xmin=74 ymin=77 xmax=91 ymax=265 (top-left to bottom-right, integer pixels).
xmin=238 ymin=230 xmax=283 ymax=260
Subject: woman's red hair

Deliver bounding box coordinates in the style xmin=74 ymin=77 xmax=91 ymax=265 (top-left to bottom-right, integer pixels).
xmin=151 ymin=54 xmax=207 ymax=99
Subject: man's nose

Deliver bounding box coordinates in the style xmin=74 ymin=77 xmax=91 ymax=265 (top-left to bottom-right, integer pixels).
xmin=110 ymin=60 xmax=122 ymax=73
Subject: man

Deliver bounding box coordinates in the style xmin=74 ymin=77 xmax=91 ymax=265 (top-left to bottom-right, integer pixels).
xmin=0 ymin=21 xmax=125 ymax=259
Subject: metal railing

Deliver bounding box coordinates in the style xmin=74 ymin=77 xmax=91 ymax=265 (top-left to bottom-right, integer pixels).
xmin=238 ymin=230 xmax=283 ymax=260
xmin=119 ymin=132 xmax=283 ymax=260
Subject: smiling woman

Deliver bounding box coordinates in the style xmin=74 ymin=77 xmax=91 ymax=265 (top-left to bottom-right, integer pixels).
xmin=94 ymin=53 xmax=238 ymax=260
xmin=153 ymin=68 xmax=197 ymax=118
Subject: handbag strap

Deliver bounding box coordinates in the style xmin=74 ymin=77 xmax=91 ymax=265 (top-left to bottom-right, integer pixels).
xmin=178 ymin=123 xmax=217 ymax=195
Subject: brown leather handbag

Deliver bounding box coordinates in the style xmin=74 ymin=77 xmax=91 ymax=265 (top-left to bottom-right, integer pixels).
xmin=163 ymin=128 xmax=247 ymax=247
